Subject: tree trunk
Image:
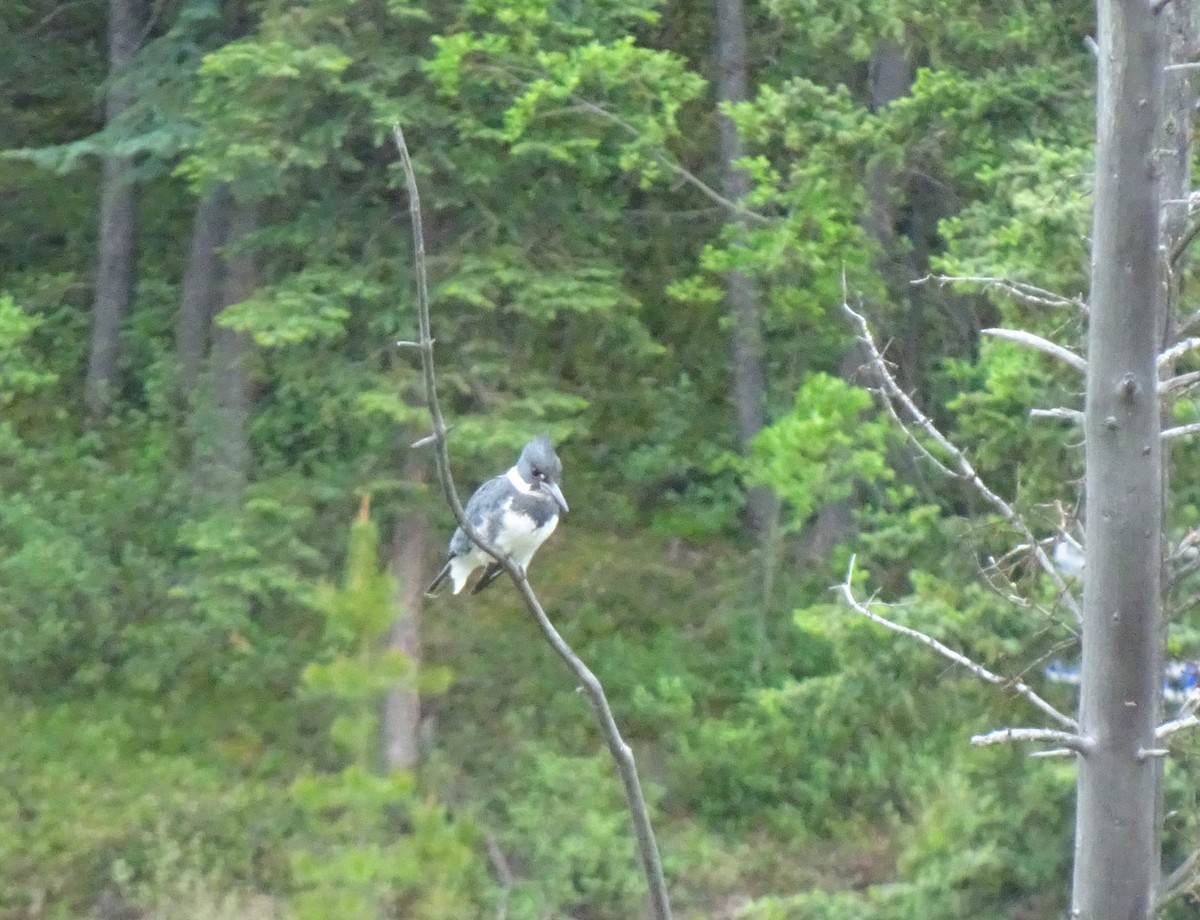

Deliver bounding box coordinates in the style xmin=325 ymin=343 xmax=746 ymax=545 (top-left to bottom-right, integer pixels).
xmin=204 ymin=200 xmax=257 ymax=508
xmin=382 ymin=494 xmax=429 ymax=771
xmin=381 ymin=454 xmax=430 ymax=770
xmin=714 ymin=0 xmax=776 ymax=534
xmin=176 ymin=184 xmax=231 ymax=399
xmin=85 ymin=0 xmax=142 ymax=418
xmin=1073 ymin=4 xmax=1165 ymax=919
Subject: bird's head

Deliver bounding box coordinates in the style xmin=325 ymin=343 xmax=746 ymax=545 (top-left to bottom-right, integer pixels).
xmin=517 ymin=434 xmax=568 ymax=513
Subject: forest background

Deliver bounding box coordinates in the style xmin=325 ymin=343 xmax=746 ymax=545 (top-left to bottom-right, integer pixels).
xmin=2 ymin=0 xmax=1198 ymax=918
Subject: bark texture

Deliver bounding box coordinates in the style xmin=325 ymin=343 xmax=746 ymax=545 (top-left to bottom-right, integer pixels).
xmin=85 ymin=0 xmax=143 ymax=417
xmin=1073 ymin=4 xmax=1166 ymax=918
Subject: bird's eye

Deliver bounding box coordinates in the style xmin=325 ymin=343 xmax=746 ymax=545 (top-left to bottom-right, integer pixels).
xmin=532 ymin=467 xmax=544 ymax=480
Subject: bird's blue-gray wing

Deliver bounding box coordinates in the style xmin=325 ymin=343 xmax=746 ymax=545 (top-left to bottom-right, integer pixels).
xmin=447 ymin=475 xmax=509 ymax=556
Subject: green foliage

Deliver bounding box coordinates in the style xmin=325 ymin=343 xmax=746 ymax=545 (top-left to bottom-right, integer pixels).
xmin=288 ymin=511 xmax=470 ymax=918
xmin=489 ymin=748 xmax=650 ymax=920
xmin=3 ymin=0 xmax=1188 ymax=918
xmin=751 ymin=373 xmax=894 ymax=527
xmin=290 ymin=766 xmax=482 ymax=920
xmin=0 ymin=293 xmax=58 ymax=399
xmin=0 ymin=695 xmax=296 ymax=920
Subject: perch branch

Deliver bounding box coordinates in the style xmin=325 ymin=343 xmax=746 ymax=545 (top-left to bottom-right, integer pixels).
xmin=837 ymin=557 xmax=1078 ymax=730
xmin=844 ymin=296 xmax=1083 ymax=625
xmin=392 ymin=124 xmax=672 ymax=920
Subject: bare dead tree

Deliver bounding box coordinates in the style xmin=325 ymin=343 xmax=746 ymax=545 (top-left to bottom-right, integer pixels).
xmin=391 ymin=125 xmax=673 ymax=920
xmin=838 ymin=4 xmax=1200 ymax=915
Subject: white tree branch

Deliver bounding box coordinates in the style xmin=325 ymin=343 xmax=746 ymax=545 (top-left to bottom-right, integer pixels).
xmin=844 ymin=297 xmax=1084 ymax=624
xmin=981 ymin=328 xmax=1087 ymax=374
xmin=1159 ymin=335 xmax=1200 ymax=367
xmin=837 ymin=557 xmax=1078 ymax=730
xmin=1156 ymin=713 xmax=1200 ymax=739
xmin=1031 ymin=407 xmax=1085 ymax=424
xmin=1162 ymin=420 xmax=1200 ymax=441
xmin=914 ymin=273 xmax=1087 ymax=314
xmin=970 ymin=726 xmax=1092 ymax=753
xmin=1159 ymin=369 xmax=1200 ymax=396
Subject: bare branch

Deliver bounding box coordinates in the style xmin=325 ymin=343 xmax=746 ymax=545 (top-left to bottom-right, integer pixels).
xmin=844 ymin=297 xmax=1084 ymax=624
xmin=970 ymin=726 xmax=1091 ymax=753
xmin=1159 ymin=335 xmax=1200 ymax=367
xmin=392 ymin=125 xmax=673 ymax=920
xmin=571 ymin=98 xmax=767 ymax=226
xmin=1031 ymin=407 xmax=1085 ymax=424
xmin=484 ymin=828 xmax=515 ymax=920
xmin=1158 ymin=846 xmax=1200 ymax=912
xmin=837 ymin=557 xmax=1078 ymax=730
xmin=1168 ymin=214 xmax=1200 ymax=267
xmin=1160 ymin=369 xmax=1200 ymax=396
xmin=1029 ymin=747 xmax=1076 ymax=758
xmin=1156 ymin=713 xmax=1200 ymax=739
xmin=914 ymin=273 xmax=1087 ymax=314
xmin=1163 ymin=420 xmax=1200 ymax=441
xmin=981 ymin=328 xmax=1087 ymax=374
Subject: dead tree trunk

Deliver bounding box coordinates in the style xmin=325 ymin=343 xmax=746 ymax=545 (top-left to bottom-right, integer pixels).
xmin=714 ymin=0 xmax=776 ymax=534
xmin=1072 ymin=3 xmax=1166 ymax=919
xmin=85 ymin=0 xmax=143 ymax=417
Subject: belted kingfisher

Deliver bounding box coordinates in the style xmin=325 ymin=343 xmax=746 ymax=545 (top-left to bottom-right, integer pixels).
xmin=426 ymin=434 xmax=568 ymax=596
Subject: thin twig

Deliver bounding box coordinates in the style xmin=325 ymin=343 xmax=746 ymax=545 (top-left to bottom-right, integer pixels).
xmin=914 ymin=273 xmax=1087 ymax=314
xmin=970 ymin=726 xmax=1091 ymax=753
xmin=484 ymin=829 xmax=515 ymax=920
xmin=980 ymin=328 xmax=1087 ymax=374
xmin=571 ymin=98 xmax=767 ymax=226
xmin=844 ymin=296 xmax=1084 ymax=625
xmin=391 ymin=125 xmax=672 ymax=920
xmin=836 ymin=557 xmax=1078 ymax=730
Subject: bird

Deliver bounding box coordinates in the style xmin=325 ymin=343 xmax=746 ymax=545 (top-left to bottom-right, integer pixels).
xmin=426 ymin=434 xmax=568 ymax=596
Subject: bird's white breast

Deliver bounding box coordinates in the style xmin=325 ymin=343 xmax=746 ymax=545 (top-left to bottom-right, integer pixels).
xmin=495 ymin=497 xmax=559 ymax=567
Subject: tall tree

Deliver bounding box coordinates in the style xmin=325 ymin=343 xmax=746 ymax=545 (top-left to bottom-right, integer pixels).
xmin=85 ymin=0 xmax=143 ymax=417
xmin=714 ymin=0 xmax=775 ymax=533
xmin=201 ymin=199 xmax=256 ymax=507
xmin=176 ymin=184 xmax=231 ymax=398
xmin=1073 ymin=2 xmax=1165 ymax=918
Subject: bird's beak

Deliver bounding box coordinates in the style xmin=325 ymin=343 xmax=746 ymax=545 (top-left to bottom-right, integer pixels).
xmin=545 ymin=480 xmax=569 ymax=513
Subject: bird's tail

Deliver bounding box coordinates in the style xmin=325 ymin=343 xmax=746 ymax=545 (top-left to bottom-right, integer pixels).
xmin=425 ymin=558 xmax=453 ymax=597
